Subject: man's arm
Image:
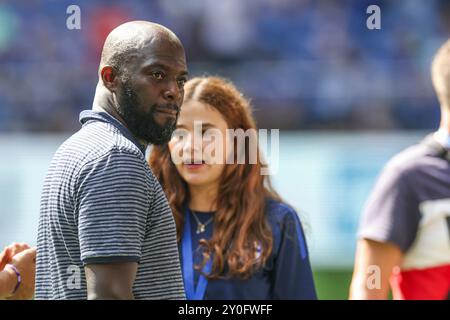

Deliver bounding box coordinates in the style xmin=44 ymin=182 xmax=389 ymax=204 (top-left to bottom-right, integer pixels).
xmin=76 ymin=151 xmax=150 ymax=300
xmin=84 ymin=262 xmax=138 ymax=300
xmin=349 ymin=239 xmax=403 ymax=300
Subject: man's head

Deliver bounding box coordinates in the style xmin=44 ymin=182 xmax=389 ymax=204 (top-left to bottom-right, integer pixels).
xmin=432 ymin=38 xmax=450 ymax=113
xmin=99 ymin=21 xmax=188 ymax=145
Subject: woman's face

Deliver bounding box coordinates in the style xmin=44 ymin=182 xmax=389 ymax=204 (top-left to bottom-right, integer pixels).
xmin=168 ymin=100 xmax=230 ymax=188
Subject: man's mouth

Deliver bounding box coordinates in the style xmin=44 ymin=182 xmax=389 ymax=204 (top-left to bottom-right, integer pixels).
xmin=154 ymin=105 xmax=179 ymax=117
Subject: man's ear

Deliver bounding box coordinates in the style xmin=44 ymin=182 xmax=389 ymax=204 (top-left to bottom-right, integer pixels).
xmin=100 ymin=66 xmax=120 ymax=92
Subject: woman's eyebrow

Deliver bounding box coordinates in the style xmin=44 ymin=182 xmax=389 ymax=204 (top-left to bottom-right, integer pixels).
xmin=176 ymin=122 xmax=217 ymax=129
xmin=199 ymin=123 xmax=217 ymax=129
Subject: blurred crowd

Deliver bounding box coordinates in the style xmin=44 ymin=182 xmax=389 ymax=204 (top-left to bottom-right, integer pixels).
xmin=0 ymin=0 xmax=449 ymax=132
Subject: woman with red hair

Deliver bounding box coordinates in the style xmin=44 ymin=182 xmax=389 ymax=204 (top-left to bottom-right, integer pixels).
xmin=149 ymin=76 xmax=316 ymax=300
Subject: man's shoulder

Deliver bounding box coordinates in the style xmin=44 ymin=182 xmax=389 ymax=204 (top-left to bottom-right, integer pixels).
xmin=58 ymin=121 xmax=145 ymax=168
xmin=383 ymin=137 xmax=439 ymax=178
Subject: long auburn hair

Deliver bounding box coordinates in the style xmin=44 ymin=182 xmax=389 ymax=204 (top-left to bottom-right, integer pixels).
xmin=149 ymin=76 xmax=282 ymax=279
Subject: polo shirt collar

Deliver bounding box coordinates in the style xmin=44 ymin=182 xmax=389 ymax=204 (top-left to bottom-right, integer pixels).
xmin=79 ymin=109 xmax=147 ymax=155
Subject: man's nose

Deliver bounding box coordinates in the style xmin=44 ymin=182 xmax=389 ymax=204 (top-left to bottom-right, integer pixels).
xmin=163 ymin=81 xmax=181 ymax=102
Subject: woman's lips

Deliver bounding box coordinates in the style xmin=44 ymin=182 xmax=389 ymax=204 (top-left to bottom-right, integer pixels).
xmin=183 ymin=161 xmax=206 ymax=170
xmin=184 ymin=164 xmax=204 ymax=169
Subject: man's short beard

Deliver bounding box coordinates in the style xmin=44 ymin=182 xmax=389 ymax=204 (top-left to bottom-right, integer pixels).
xmin=116 ymin=80 xmax=177 ymax=145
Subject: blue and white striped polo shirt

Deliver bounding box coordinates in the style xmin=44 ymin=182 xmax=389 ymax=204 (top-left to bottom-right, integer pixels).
xmin=35 ymin=110 xmax=186 ymax=300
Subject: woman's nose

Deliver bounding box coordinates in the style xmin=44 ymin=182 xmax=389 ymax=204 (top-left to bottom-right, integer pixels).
xmin=182 ymin=133 xmax=202 ymax=159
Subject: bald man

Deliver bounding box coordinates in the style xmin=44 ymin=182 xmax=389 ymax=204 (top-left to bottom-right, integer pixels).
xmin=35 ymin=21 xmax=188 ymax=299
xmin=350 ymin=39 xmax=450 ymax=300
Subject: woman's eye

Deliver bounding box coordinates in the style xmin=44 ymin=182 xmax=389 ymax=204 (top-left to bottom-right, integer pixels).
xmin=152 ymin=72 xmax=164 ymax=80
xmin=202 ymin=130 xmax=215 ymax=139
xmin=177 ymin=78 xmax=187 ymax=87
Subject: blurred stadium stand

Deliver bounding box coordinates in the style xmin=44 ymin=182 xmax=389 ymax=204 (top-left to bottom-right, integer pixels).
xmin=0 ymin=0 xmax=448 ymax=132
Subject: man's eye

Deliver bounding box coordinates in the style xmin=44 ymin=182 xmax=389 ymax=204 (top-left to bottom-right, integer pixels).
xmin=152 ymin=72 xmax=164 ymax=80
